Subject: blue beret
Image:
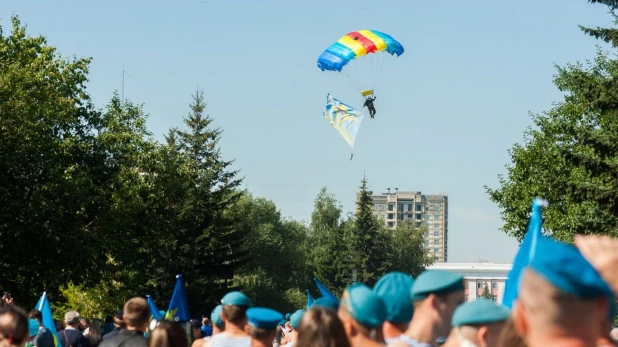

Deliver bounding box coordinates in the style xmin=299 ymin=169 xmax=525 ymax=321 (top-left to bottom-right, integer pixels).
xmin=246 ymin=307 xmax=284 ymax=330
xmin=221 ymin=291 xmax=252 ymax=307
xmin=290 ymin=309 xmax=305 ymax=329
xmin=278 ymin=319 xmax=286 ymax=325
xmin=373 ymin=272 xmax=415 ymax=323
xmin=344 ymin=283 xmax=387 ymax=328
xmin=451 ymin=299 xmax=510 ymax=327
xmin=411 ymin=270 xmax=464 ymax=301
xmin=285 ymin=313 xmax=291 ymax=320
xmin=312 ymin=297 xmax=340 ymax=310
xmin=28 ymin=319 xmax=39 ymax=337
xmin=210 ymin=305 xmax=224 ymax=328
xmin=528 ymin=237 xmax=614 ymax=299
xmin=158 ymin=310 xmax=166 ymax=317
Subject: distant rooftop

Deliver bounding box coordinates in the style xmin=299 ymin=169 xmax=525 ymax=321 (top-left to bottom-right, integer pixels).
xmin=428 ymin=262 xmax=512 ymax=272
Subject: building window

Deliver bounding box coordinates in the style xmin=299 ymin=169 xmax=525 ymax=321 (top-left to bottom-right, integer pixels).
xmin=433 ymin=247 xmax=440 ymax=253
xmin=433 ymin=239 xmax=440 ymax=244
xmin=492 ymin=280 xmax=497 ymax=289
xmin=491 ymin=295 xmax=497 ymax=303
xmin=388 ymin=214 xmax=394 ymax=220
xmin=433 ymin=231 xmax=440 ymax=236
xmin=388 ymin=204 xmax=394 ymax=211
xmin=407 ymin=204 xmax=413 ymax=211
xmin=416 ymin=214 xmax=422 ymax=220
xmin=416 ymin=204 xmax=422 ymax=211
xmin=433 ymin=223 xmax=439 ymax=227
xmin=477 ymin=281 xmax=482 ymax=289
xmin=388 ymin=222 xmax=394 ymax=227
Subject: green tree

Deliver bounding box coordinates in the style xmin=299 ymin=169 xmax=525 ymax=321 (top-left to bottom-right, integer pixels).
xmin=580 ymin=0 xmax=618 ymax=47
xmin=386 ymin=222 xmax=434 ymax=277
xmin=0 ymin=15 xmax=108 ymax=304
xmin=309 ymin=187 xmax=350 ymax=296
xmin=486 ymin=2 xmax=618 ymax=241
xmin=481 ymin=283 xmax=492 ymax=299
xmin=349 ymin=177 xmax=391 ymax=286
xmin=155 ymin=89 xmax=247 ymax=312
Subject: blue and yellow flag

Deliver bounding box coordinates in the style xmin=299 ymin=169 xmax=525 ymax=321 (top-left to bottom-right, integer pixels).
xmin=306 ymin=290 xmax=315 ymax=310
xmin=323 ymin=93 xmax=364 ymax=148
xmin=35 ymin=292 xmax=61 ymax=347
xmin=146 ymin=295 xmax=164 ymax=334
xmin=166 ymin=274 xmax=190 ymax=323
xmin=502 ymin=198 xmax=549 ymax=308
xmin=313 ymin=277 xmax=339 ymax=303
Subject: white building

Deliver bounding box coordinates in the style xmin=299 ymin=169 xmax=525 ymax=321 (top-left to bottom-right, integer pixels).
xmin=427 ymin=262 xmax=512 ymax=304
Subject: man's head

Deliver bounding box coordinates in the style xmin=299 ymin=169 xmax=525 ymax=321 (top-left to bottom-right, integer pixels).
xmin=210 ymin=305 xmax=225 ymax=333
xmin=0 ymin=305 xmax=29 ymax=347
xmin=27 ymin=310 xmax=42 ymax=325
xmin=512 ymin=237 xmax=613 ymax=344
xmin=190 ymin=319 xmax=202 ymax=339
xmin=373 ymin=272 xmax=415 ymax=329
xmin=411 ymin=270 xmax=466 ymax=337
xmin=122 ymin=297 xmax=150 ymax=332
xmin=244 ymin=307 xmax=283 ymax=343
xmin=289 ymin=310 xmax=305 ymax=331
xmin=338 ymin=283 xmax=387 ymax=341
xmin=64 ymin=311 xmax=80 ymax=327
xmin=450 ymin=299 xmax=510 ymax=347
xmin=220 ymin=291 xmax=252 ymax=328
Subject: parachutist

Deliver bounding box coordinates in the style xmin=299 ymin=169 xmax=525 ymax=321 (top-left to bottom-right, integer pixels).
xmin=363 ymin=96 xmax=377 ymax=118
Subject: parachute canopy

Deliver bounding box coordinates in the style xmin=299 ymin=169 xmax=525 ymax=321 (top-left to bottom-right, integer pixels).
xmin=317 ymin=30 xmax=404 ymax=72
xmin=323 ymin=93 xmax=364 ymax=148
xmin=317 ymin=30 xmax=404 ymax=97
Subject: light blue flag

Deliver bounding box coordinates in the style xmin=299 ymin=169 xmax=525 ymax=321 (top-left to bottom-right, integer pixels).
xmin=323 ymin=93 xmax=364 ymax=148
xmin=313 ymin=277 xmax=339 ymax=303
xmin=502 ymin=198 xmax=549 ymax=308
xmin=166 ymin=274 xmax=190 ymax=323
xmin=306 ymin=290 xmax=315 ymax=310
xmin=35 ymin=292 xmax=62 ymax=347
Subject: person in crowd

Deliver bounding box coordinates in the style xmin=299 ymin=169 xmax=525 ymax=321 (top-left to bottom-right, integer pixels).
xmin=100 ymin=316 xmax=114 ymax=337
xmin=84 ymin=319 xmax=101 ymax=347
xmin=338 ymin=283 xmax=387 ymax=347
xmin=296 ymin=306 xmax=350 ymax=347
xmin=101 ymin=311 xmax=125 ymax=341
xmin=373 ymin=272 xmax=415 ymax=344
xmin=59 ymin=311 xmax=89 ymax=347
xmin=190 ymin=320 xmax=203 ymax=347
xmin=244 ymin=307 xmax=283 ymax=347
xmin=512 ymin=237 xmax=613 ymax=347
xmin=204 ymin=305 xmax=225 ymax=347
xmin=575 ymin=235 xmax=618 ymax=296
xmin=147 ymin=321 xmax=187 ymax=347
xmin=0 ymin=305 xmax=29 ymax=347
xmin=442 ymin=299 xmax=509 ymax=347
xmin=282 ymin=310 xmax=304 ymax=347
xmin=79 ymin=318 xmax=90 ymax=335
xmin=26 ymin=310 xmax=54 ymax=347
xmin=210 ymin=291 xmax=251 ymax=347
xmin=200 ymin=318 xmax=212 ymax=339
xmin=392 ymin=270 xmax=465 ymax=347
xmin=99 ymin=297 xmax=149 ymax=347
xmin=25 ymin=319 xmax=40 ymax=347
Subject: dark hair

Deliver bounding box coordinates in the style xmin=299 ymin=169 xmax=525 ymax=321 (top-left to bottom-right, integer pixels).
xmin=28 ymin=309 xmax=43 ymax=322
xmin=0 ymin=305 xmax=29 ymax=347
xmin=296 ymin=306 xmax=350 ymax=347
xmin=148 ymin=320 xmax=188 ymax=347
xmin=222 ymin=306 xmax=248 ymax=326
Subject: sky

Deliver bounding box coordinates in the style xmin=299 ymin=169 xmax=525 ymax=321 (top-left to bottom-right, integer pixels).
xmin=2 ymin=0 xmax=614 ymax=263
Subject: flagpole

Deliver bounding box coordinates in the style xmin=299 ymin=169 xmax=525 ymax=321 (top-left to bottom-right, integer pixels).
xmin=37 ymin=292 xmax=46 ymax=311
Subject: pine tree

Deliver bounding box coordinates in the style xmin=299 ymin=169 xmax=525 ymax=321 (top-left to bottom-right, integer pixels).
xmin=580 ymin=1 xmax=618 ymax=47
xmin=350 ymin=176 xmax=390 ymax=287
xmin=169 ymin=89 xmax=248 ymax=303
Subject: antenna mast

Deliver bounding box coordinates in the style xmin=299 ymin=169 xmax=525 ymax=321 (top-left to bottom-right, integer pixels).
xmin=122 ymin=62 xmax=132 ymax=103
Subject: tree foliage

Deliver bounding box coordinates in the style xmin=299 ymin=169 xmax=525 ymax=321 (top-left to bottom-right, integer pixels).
xmin=481 ymin=283 xmax=491 ymax=300
xmin=487 ymin=2 xmax=618 ymax=242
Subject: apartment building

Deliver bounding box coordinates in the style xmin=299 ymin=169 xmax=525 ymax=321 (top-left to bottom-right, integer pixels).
xmin=357 ymin=189 xmax=448 ymax=262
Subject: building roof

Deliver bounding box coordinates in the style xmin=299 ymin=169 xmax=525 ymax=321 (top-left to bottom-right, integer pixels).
xmin=427 ymin=263 xmax=512 ymax=277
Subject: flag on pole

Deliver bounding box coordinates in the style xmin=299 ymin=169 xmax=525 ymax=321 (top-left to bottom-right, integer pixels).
xmin=35 ymin=292 xmax=61 ymax=347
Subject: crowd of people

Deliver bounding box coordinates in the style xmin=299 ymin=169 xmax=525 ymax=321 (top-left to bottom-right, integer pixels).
xmin=1 ymin=234 xmax=618 ymax=347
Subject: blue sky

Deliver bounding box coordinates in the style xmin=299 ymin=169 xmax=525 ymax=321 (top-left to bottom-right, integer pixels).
xmin=3 ymin=0 xmax=613 ymax=263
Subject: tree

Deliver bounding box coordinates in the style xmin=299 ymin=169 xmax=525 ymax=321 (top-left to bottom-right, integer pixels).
xmin=349 ymin=177 xmax=391 ymax=286
xmin=486 ymin=2 xmax=618 ymax=241
xmin=481 ymin=283 xmax=492 ymax=300
xmin=386 ymin=222 xmax=434 ymax=277
xmin=146 ymin=89 xmax=248 ymax=313
xmin=308 ymin=187 xmax=349 ymax=296
xmin=580 ymin=0 xmax=618 ymax=47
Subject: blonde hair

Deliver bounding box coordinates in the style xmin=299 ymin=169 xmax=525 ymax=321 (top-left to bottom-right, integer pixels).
xmin=123 ymin=297 xmax=150 ymax=328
